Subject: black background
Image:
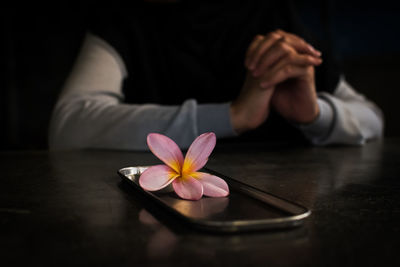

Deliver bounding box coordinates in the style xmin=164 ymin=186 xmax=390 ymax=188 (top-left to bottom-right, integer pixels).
xmin=1 ymin=0 xmax=399 ymax=150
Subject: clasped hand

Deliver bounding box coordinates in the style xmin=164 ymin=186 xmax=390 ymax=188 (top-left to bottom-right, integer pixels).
xmin=230 ymin=29 xmax=322 ymax=133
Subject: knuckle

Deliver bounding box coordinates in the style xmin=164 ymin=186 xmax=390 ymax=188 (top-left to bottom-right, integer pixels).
xmin=306 ymin=55 xmax=314 ymax=62
xmin=287 ymin=53 xmax=295 ymax=61
xmin=298 ymin=37 xmax=306 ymax=43
xmin=277 ymin=40 xmax=286 ymax=49
xmin=283 ymin=65 xmax=292 ymax=75
xmin=297 ymin=37 xmax=306 ymax=46
xmin=255 ymin=34 xmax=264 ymax=40
xmin=279 ymin=42 xmax=291 ymax=53
xmin=267 ymin=32 xmax=281 ymax=40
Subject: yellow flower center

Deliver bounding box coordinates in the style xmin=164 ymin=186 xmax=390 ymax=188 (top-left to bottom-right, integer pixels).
xmin=181 ymin=158 xmax=194 ymax=175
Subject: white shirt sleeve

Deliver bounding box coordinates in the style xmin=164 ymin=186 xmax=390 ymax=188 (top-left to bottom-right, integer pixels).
xmin=298 ymin=76 xmax=384 ymax=145
xmin=48 ymin=33 xmax=235 ymax=151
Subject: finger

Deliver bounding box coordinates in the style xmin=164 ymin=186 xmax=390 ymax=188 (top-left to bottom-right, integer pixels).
xmin=275 ymin=29 xmax=321 ymax=57
xmin=247 ymin=32 xmax=282 ymax=70
xmin=253 ymin=38 xmax=293 ymax=77
xmin=253 ymin=41 xmax=322 ymax=77
xmin=245 ymin=35 xmax=265 ymax=67
xmin=259 ymin=64 xmax=310 ymax=89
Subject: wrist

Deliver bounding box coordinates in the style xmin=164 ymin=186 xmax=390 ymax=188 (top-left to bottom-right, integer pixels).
xmin=230 ymin=100 xmax=271 ymax=134
xmin=229 ymin=102 xmax=247 ymax=134
xmin=296 ymin=101 xmax=320 ymax=124
xmin=296 ymin=98 xmax=335 ymax=144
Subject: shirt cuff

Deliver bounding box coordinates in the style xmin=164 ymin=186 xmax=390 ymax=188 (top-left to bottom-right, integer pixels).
xmin=197 ymin=102 xmax=237 ymax=138
xmin=297 ymin=98 xmax=335 ymax=144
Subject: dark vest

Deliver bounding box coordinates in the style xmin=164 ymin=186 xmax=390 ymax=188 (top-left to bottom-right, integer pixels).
xmin=90 ymin=0 xmax=340 ymax=144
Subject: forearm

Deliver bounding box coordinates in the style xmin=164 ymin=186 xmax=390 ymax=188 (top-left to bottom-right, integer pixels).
xmin=49 ymin=94 xmax=234 ymax=150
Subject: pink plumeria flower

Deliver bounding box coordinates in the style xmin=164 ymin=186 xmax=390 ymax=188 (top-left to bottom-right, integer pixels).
xmin=139 ymin=132 xmax=229 ymax=201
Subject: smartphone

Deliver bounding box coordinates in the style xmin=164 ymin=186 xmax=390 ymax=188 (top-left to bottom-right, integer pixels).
xmin=118 ymin=166 xmax=311 ymax=233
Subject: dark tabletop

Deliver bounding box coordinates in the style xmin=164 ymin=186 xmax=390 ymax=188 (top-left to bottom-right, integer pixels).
xmin=1 ymin=139 xmax=400 ymax=267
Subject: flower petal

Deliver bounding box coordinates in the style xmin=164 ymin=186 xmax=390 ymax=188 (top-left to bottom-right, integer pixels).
xmin=147 ymin=133 xmax=184 ymax=173
xmin=172 ymin=176 xmax=203 ymax=200
xmin=195 ymin=172 xmax=229 ymax=197
xmin=182 ymin=132 xmax=216 ymax=173
xmin=139 ymin=165 xmax=178 ymax=191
